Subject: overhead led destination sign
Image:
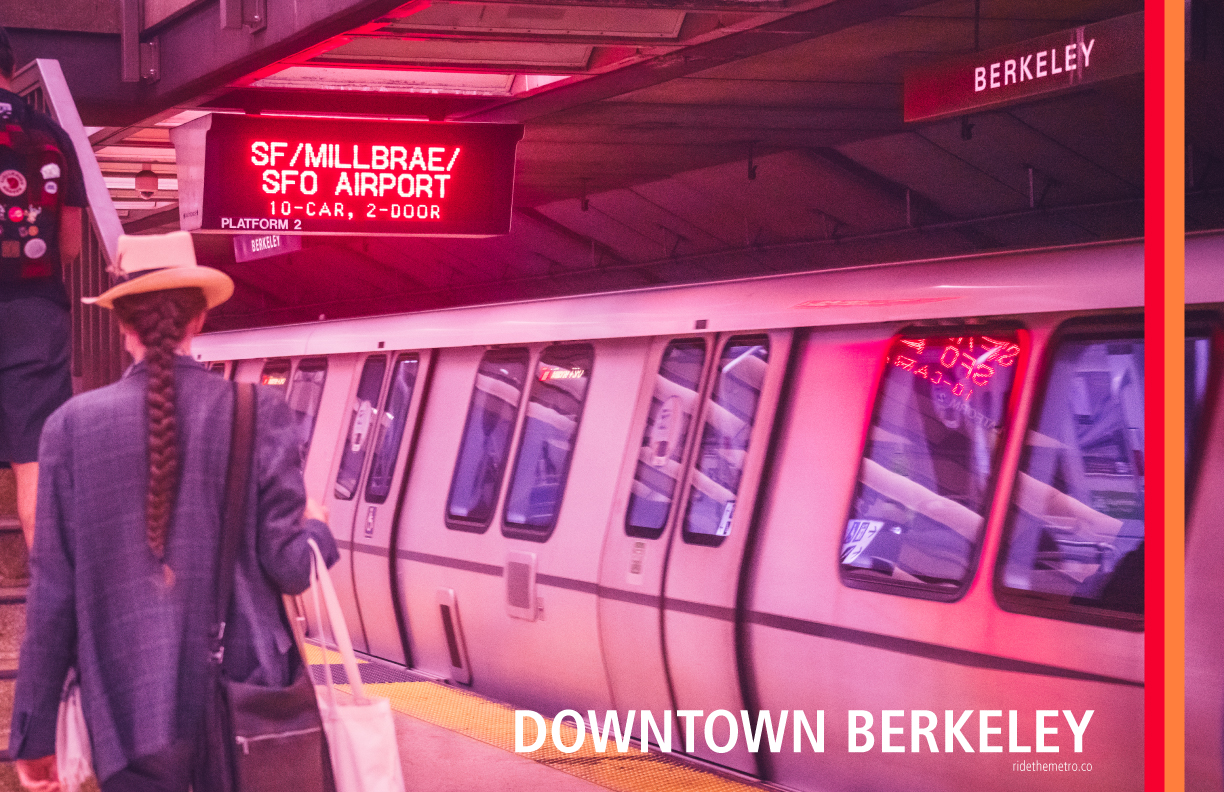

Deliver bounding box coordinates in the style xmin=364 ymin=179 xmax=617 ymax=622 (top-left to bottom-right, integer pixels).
xmin=903 ymin=11 xmax=1142 ymax=123
xmin=171 ymin=114 xmax=524 ymax=236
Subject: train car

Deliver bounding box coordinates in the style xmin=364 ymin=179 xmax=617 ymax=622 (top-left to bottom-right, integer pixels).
xmin=193 ymin=232 xmax=1224 ymax=792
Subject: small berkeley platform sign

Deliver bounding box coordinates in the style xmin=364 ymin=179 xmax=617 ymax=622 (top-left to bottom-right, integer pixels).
xmin=903 ymin=11 xmax=1142 ymax=123
xmin=170 ymin=114 xmax=524 ymax=236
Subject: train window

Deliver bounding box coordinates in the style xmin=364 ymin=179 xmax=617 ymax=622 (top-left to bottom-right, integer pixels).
xmin=840 ymin=330 xmax=1023 ymax=600
xmin=364 ymin=354 xmax=420 ymax=504
xmin=682 ymin=335 xmax=769 ymax=546
xmin=503 ymin=344 xmax=594 ymax=540
xmin=207 ymin=361 xmax=227 ymax=377
xmin=1185 ymin=315 xmax=1220 ymax=502
xmin=334 ymin=355 xmax=388 ymax=501
xmin=287 ymin=357 xmax=328 ymax=461
xmin=1188 ymin=335 xmax=1211 ymax=466
xmin=626 ymin=339 xmax=707 ymax=539
xmin=260 ymin=358 xmax=291 ymax=393
xmin=996 ymin=324 xmax=1147 ymax=628
xmin=446 ymin=349 xmax=529 ymax=531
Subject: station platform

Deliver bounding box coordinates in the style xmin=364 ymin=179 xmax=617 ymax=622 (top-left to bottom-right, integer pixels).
xmin=300 ymin=643 xmax=782 ymax=792
xmin=0 ymin=609 xmax=782 ymax=792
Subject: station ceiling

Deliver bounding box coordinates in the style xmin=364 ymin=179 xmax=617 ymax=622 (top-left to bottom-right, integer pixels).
xmin=11 ymin=0 xmax=1223 ymax=329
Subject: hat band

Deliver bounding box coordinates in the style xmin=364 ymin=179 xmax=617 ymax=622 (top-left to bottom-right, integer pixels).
xmin=112 ymin=267 xmax=172 ymax=286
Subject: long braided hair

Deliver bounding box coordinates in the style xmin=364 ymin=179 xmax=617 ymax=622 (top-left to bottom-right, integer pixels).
xmin=112 ymin=287 xmax=208 ymax=564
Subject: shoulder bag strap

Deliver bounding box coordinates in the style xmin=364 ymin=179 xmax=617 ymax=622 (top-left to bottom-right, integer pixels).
xmin=212 ymin=382 xmax=256 ymax=665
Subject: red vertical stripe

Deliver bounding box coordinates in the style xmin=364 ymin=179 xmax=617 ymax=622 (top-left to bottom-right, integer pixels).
xmin=1143 ymin=0 xmax=1165 ymax=789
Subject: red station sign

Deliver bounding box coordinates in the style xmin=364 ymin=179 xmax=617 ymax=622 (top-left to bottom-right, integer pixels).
xmin=903 ymin=11 xmax=1143 ymax=123
xmin=171 ymin=114 xmax=524 ymax=236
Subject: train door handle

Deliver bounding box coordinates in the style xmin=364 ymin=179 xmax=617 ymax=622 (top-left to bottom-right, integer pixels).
xmin=437 ymin=588 xmax=472 ymax=685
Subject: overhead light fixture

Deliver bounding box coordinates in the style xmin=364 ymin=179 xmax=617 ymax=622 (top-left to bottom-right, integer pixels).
xmin=135 ymin=164 xmax=158 ymax=200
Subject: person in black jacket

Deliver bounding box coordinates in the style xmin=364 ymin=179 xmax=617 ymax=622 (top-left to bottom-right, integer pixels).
xmin=0 ymin=26 xmax=87 ymax=550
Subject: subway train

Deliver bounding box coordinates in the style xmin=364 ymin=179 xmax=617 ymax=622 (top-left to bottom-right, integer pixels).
xmin=192 ymin=232 xmax=1224 ymax=792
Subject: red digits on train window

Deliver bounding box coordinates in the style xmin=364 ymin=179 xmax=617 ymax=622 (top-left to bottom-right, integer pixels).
xmin=995 ymin=344 xmax=1021 ymax=367
xmin=893 ymin=335 xmax=1015 ymax=391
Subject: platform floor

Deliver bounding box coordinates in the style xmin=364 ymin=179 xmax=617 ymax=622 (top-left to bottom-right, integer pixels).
xmin=303 ymin=644 xmax=780 ymax=792
xmin=0 ymin=621 xmax=779 ymax=792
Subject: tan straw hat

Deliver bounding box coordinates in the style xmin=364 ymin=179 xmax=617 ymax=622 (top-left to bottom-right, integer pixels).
xmin=83 ymin=231 xmax=234 ymax=310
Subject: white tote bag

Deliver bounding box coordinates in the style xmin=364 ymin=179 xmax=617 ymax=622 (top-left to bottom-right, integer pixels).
xmin=56 ymin=668 xmax=94 ymax=792
xmin=308 ymin=538 xmax=406 ymax=792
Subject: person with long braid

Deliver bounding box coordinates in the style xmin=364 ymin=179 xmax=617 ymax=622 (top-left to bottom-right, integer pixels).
xmin=8 ymin=231 xmax=339 ymax=792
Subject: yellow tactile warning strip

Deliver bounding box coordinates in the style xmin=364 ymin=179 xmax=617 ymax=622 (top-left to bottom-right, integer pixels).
xmin=301 ymin=642 xmax=364 ymax=667
xmin=311 ymin=667 xmax=776 ymax=792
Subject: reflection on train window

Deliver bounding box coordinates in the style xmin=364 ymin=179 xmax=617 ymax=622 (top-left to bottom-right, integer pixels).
xmin=504 ymin=345 xmax=594 ymax=539
xmin=841 ymin=331 xmax=1022 ymax=599
xmin=627 ymin=339 xmax=706 ymax=539
xmin=1186 ymin=329 xmax=1215 ymax=482
xmin=446 ymin=349 xmax=529 ymax=531
xmin=996 ymin=333 xmax=1145 ymax=627
xmin=260 ymin=358 xmax=291 ymax=394
xmin=287 ymin=357 xmax=328 ymax=462
xmin=683 ymin=335 xmax=769 ymax=546
xmin=207 ymin=361 xmax=228 ymax=378
xmin=365 ymin=354 xmax=420 ymax=504
xmin=334 ymin=355 xmax=388 ymax=501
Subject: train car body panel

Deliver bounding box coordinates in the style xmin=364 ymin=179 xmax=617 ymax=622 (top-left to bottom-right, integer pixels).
xmin=180 ymin=235 xmax=1224 ymax=792
xmin=745 ymin=317 xmax=1143 ymax=791
xmin=193 ymin=240 xmax=1153 ymax=364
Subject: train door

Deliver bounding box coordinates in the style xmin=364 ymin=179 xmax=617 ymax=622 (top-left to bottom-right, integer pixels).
xmin=596 ymin=335 xmax=714 ymax=738
xmin=324 ymin=353 xmax=391 ymax=654
xmin=324 ymin=351 xmax=433 ymax=659
xmin=656 ymin=330 xmax=791 ymax=773
xmin=349 ymin=351 xmax=432 ymax=663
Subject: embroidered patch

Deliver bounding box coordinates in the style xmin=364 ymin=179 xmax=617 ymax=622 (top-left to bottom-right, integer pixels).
xmin=0 ymin=170 xmax=26 ymax=197
xmin=40 ymin=163 xmax=60 ymax=180
xmin=23 ymin=238 xmax=46 ymax=259
xmin=44 ymin=181 xmax=57 ymax=195
xmin=1 ymin=240 xmax=19 ymax=258
xmin=8 ymin=206 xmax=22 ymax=223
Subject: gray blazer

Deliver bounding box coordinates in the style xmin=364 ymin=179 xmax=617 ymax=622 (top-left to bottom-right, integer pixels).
xmin=9 ymin=356 xmax=339 ymax=782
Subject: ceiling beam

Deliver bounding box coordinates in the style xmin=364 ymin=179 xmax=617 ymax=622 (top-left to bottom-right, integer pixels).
xmin=10 ymin=0 xmax=426 ymax=127
xmin=199 ymin=88 xmax=491 ymax=120
xmin=121 ymin=204 xmax=182 ymax=233
xmin=803 ymin=147 xmax=1001 ymax=250
xmin=459 ymin=0 xmax=942 ymax=123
